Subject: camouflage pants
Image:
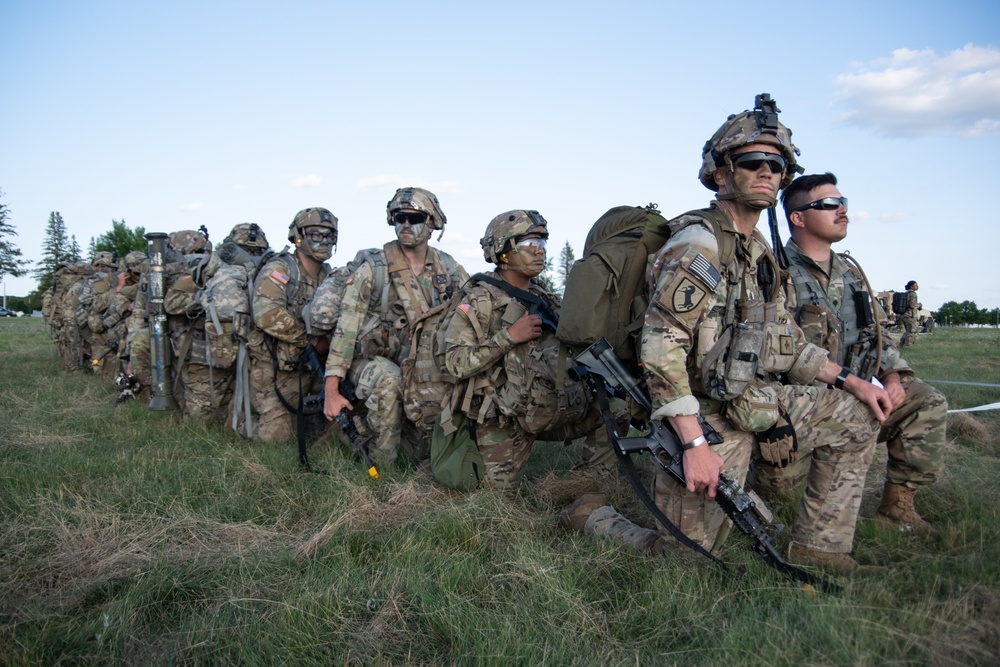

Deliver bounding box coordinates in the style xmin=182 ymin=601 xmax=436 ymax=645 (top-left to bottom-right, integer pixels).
xmin=901 ymin=314 xmax=920 ymax=346
xmin=473 ymin=401 xmax=611 ymax=488
xmin=347 ymin=356 xmax=404 ymax=463
xmin=753 ymin=378 xmax=946 ymax=494
xmin=181 ymin=363 xmax=235 ymax=423
xmin=127 ymin=329 xmax=152 ymax=389
xmin=655 ymin=385 xmax=879 ymax=555
xmin=250 ymin=356 xmax=326 ymax=444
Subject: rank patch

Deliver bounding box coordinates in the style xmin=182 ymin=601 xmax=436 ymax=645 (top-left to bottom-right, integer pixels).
xmin=672 ymin=277 xmax=707 ymax=313
xmin=269 ymin=269 xmax=290 ymax=285
xmin=688 ymin=254 xmax=721 ymax=290
xmin=780 ymin=335 xmax=794 ymax=355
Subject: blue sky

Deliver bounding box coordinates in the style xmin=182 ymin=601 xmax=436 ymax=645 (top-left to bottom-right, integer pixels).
xmin=2 ymin=0 xmax=998 ymax=311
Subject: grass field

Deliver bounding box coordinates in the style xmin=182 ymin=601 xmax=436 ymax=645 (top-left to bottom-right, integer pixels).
xmin=1 ymin=318 xmax=999 ymax=666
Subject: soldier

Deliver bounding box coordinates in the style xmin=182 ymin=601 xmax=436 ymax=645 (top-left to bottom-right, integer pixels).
xmin=900 ymin=280 xmax=921 ymax=346
xmin=52 ymin=261 xmax=96 ymax=371
xmin=91 ymin=250 xmax=147 ymax=378
xmin=167 ymin=224 xmax=269 ymax=422
xmin=437 ymin=210 xmax=616 ymax=488
xmin=751 ymin=172 xmax=947 ymax=532
xmin=639 ymin=95 xmax=891 ymax=570
xmin=249 ymin=209 xmax=334 ymax=443
xmin=322 ymin=188 xmax=468 ymax=464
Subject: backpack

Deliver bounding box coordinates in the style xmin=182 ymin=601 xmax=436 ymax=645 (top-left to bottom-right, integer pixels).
xmin=891 ymin=291 xmax=908 ymax=315
xmin=429 ymin=412 xmax=484 ymax=491
xmin=302 ymin=248 xmax=384 ymax=336
xmin=556 ymin=204 xmax=735 ymax=367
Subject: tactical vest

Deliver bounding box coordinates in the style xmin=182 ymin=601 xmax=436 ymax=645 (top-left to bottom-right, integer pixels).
xmin=355 ymin=242 xmax=462 ymax=365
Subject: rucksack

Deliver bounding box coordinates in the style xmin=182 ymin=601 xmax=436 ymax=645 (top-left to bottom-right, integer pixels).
xmin=891 ymin=291 xmax=908 ymax=315
xmin=556 ymin=204 xmax=735 ymax=367
xmin=302 ymin=248 xmax=384 ymax=336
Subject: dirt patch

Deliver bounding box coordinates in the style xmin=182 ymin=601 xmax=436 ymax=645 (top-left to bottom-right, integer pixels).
xmin=947 ymin=413 xmax=993 ymax=445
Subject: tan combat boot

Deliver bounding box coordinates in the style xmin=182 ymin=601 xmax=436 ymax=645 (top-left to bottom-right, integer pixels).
xmin=787 ymin=543 xmax=860 ymax=572
xmin=876 ymin=481 xmax=932 ymax=533
xmin=559 ymin=493 xmax=608 ymax=532
xmin=584 ymin=506 xmax=669 ymax=556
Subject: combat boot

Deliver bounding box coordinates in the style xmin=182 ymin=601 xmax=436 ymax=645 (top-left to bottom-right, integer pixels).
xmin=559 ymin=493 xmax=607 ymax=532
xmin=876 ymin=481 xmax=932 ymax=533
xmin=787 ymin=543 xmax=859 ymax=572
xmin=584 ymin=505 xmax=669 ymax=556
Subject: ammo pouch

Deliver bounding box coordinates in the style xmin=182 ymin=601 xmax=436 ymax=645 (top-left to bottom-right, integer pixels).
xmin=846 ymin=329 xmax=879 ymax=380
xmin=205 ymin=320 xmax=238 ymax=369
xmin=724 ymin=380 xmax=781 ymax=433
xmin=796 ymin=303 xmax=839 ymax=361
xmin=760 ymin=320 xmax=796 ymax=374
xmin=701 ymin=323 xmax=763 ymax=401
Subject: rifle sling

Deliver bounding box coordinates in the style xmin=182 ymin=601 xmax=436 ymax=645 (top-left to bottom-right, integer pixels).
xmin=470 ymin=273 xmax=559 ymax=329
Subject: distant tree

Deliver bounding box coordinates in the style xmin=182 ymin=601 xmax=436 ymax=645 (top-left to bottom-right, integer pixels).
xmin=94 ymin=219 xmax=147 ymax=259
xmin=87 ymin=236 xmax=97 ymax=260
xmin=0 ymin=188 xmax=29 ymax=281
xmin=557 ymin=241 xmax=575 ymax=294
xmin=33 ymin=212 xmax=74 ymax=294
xmin=934 ymin=300 xmax=982 ymax=325
xmin=536 ymin=256 xmax=557 ymax=294
xmin=69 ymin=235 xmax=82 ymax=263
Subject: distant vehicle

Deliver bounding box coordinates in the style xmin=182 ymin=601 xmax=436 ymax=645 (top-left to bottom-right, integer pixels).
xmin=0 ymin=307 xmax=18 ymax=317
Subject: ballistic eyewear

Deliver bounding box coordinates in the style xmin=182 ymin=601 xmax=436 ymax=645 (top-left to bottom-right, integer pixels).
xmin=304 ymin=230 xmax=335 ymax=243
xmin=792 ymin=197 xmax=849 ymax=212
xmin=392 ymin=212 xmax=429 ymax=226
xmin=731 ymin=151 xmax=787 ymax=174
xmin=515 ymin=237 xmax=547 ymax=251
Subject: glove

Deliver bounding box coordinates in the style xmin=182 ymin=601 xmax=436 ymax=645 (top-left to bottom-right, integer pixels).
xmin=757 ymin=412 xmax=798 ymax=468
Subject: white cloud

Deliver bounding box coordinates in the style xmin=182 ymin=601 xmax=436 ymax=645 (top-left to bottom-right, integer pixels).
xmin=181 ymin=203 xmax=202 ymax=212
xmin=291 ymin=175 xmax=323 ymax=187
xmin=834 ymin=43 xmax=1000 ymax=138
xmin=852 ymin=210 xmax=871 ymax=222
xmin=356 ymin=174 xmax=461 ymax=194
xmin=877 ymin=212 xmax=910 ymax=223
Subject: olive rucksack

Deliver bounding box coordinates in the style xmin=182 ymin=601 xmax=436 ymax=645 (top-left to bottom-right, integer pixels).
xmin=556 ymin=204 xmax=734 ymax=367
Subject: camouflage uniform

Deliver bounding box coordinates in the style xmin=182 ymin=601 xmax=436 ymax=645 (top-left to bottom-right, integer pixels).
xmin=642 ymin=205 xmax=881 ymax=555
xmin=249 ymin=251 xmax=330 ymax=442
xmin=52 ymin=263 xmax=95 ymax=371
xmin=753 ymin=241 xmax=946 ymax=496
xmin=325 ymin=243 xmax=467 ymax=461
xmin=901 ymin=287 xmax=920 ymax=347
xmin=443 ymin=271 xmax=611 ymax=487
xmin=124 ymin=270 xmax=152 ymax=399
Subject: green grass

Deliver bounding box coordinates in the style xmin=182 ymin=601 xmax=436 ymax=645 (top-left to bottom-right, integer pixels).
xmin=2 ymin=319 xmax=999 ymax=665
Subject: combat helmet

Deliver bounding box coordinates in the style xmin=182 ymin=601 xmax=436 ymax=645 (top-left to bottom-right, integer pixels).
xmin=92 ymin=251 xmax=117 ymax=271
xmin=386 ymin=187 xmax=447 ymax=234
xmin=225 ymin=222 xmax=270 ymax=254
xmin=699 ymin=93 xmax=802 ymax=193
xmin=169 ymin=229 xmax=212 ymax=255
xmin=480 ymin=210 xmax=549 ymax=264
xmin=287 ymin=207 xmax=338 ymax=244
xmin=122 ymin=251 xmax=147 ymax=273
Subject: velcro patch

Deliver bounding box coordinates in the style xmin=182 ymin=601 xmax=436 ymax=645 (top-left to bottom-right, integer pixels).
xmin=687 ymin=254 xmax=721 ymax=290
xmin=672 ymin=277 xmax=707 ymax=313
xmin=780 ymin=335 xmax=794 ymax=355
xmin=269 ymin=269 xmax=290 ymax=285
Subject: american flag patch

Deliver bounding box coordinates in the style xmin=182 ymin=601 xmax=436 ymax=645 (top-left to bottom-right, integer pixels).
xmin=345 ymin=274 xmax=355 ymax=285
xmin=687 ymin=254 xmax=721 ymax=290
xmin=269 ymin=269 xmax=290 ymax=285
xmin=458 ymin=303 xmax=472 ymax=315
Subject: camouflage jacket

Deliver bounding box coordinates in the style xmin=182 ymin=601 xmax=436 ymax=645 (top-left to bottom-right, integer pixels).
xmin=251 ymin=251 xmax=330 ymax=369
xmin=325 ymin=242 xmax=467 ymax=377
xmin=641 ymin=203 xmax=828 ymax=420
xmin=784 ymin=240 xmax=911 ymax=381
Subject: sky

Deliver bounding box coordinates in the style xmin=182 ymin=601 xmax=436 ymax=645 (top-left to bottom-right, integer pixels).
xmin=2 ymin=0 xmax=999 ymax=311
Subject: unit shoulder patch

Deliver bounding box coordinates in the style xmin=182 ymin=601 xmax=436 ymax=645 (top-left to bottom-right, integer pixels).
xmin=672 ymin=277 xmax=708 ymax=313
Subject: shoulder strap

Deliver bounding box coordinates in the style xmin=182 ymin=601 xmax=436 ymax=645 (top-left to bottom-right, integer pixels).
xmin=470 ymin=273 xmax=559 ymax=331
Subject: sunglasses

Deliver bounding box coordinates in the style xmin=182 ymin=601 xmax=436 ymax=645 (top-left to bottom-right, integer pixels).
xmin=731 ymin=151 xmax=787 ymax=174
xmin=304 ymin=230 xmax=335 ymax=243
xmin=392 ymin=212 xmax=429 ymax=226
xmin=791 ymin=196 xmax=848 ymax=212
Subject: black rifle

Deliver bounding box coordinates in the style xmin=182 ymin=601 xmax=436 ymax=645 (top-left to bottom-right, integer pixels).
xmin=299 ymin=344 xmax=379 ymax=479
xmin=470 ymin=273 xmax=559 ymax=332
xmin=572 ymin=338 xmax=839 ymax=595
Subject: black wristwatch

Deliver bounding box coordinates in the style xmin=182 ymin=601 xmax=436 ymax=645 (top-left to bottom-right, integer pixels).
xmin=834 ymin=366 xmax=852 ymax=390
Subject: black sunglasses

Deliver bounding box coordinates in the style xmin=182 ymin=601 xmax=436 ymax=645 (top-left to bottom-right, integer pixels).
xmin=792 ymin=196 xmax=848 ymax=212
xmin=392 ymin=211 xmax=429 ymax=226
xmin=731 ymin=151 xmax=787 ymax=174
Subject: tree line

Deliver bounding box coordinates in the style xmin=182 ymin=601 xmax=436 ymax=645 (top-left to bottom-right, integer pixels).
xmin=933 ymin=301 xmax=1000 ymax=327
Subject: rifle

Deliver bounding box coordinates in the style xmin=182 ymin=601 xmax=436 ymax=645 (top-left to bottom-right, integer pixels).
xmin=299 ymin=344 xmax=380 ymax=479
xmin=470 ymin=273 xmax=559 ymax=332
xmin=572 ymin=338 xmax=839 ymax=595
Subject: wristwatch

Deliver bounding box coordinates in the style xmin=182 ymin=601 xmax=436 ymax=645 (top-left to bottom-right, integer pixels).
xmin=681 ymin=435 xmax=708 ymax=450
xmin=834 ymin=366 xmax=853 ymax=390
